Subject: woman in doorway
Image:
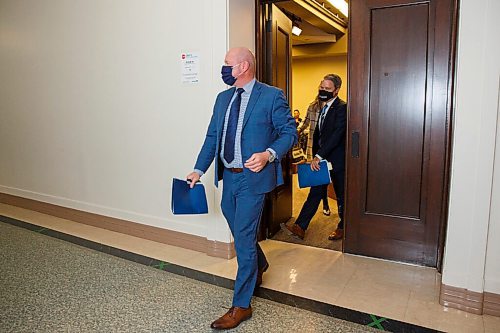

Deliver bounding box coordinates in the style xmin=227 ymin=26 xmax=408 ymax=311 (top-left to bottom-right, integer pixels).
xmin=297 ymin=92 xmax=331 ymax=216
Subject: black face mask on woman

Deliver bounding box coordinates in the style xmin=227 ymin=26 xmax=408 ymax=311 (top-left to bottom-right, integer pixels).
xmin=318 ymin=89 xmax=334 ymax=102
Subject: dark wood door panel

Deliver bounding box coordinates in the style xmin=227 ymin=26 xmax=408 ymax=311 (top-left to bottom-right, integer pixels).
xmin=359 ymin=218 xmax=424 ymax=239
xmin=261 ymin=4 xmax=293 ymax=238
xmin=275 ymin=27 xmax=289 ymax=95
xmin=345 ymin=0 xmax=456 ymax=266
xmin=356 ymin=234 xmax=425 ymax=263
xmin=369 ymin=0 xmax=430 ymax=6
xmin=366 ymin=4 xmax=428 ymax=218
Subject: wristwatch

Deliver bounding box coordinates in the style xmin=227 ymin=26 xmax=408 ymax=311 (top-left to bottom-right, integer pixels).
xmin=266 ymin=149 xmax=276 ymax=163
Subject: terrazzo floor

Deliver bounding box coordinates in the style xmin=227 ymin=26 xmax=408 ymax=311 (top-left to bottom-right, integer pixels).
xmin=1 ymin=203 xmax=499 ymax=333
xmin=0 ymin=222 xmax=375 ymax=332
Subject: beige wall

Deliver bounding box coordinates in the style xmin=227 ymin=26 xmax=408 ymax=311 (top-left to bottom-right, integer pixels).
xmin=0 ymin=0 xmax=237 ymax=243
xmin=291 ymin=55 xmax=348 ymax=117
xmin=228 ymin=0 xmax=255 ymax=50
xmin=443 ymin=0 xmax=500 ymax=294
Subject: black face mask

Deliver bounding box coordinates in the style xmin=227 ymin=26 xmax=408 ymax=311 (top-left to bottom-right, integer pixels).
xmin=318 ymin=89 xmax=334 ymax=102
xmin=221 ymin=65 xmax=237 ymax=86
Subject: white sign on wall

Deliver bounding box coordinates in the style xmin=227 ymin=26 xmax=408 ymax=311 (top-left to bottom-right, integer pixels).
xmin=181 ymin=52 xmax=200 ymax=83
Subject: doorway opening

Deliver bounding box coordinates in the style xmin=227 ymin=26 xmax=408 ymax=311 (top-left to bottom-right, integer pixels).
xmin=258 ymin=0 xmax=348 ymax=252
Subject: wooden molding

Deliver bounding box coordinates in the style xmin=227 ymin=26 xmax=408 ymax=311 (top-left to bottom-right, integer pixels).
xmin=0 ymin=193 xmax=235 ymax=259
xmin=484 ymin=292 xmax=500 ymax=317
xmin=440 ymin=284 xmax=490 ymax=316
xmin=439 ymin=288 xmax=500 ymax=317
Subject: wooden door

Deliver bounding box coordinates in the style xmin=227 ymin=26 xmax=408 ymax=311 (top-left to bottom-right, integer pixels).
xmin=345 ymin=0 xmax=456 ymax=266
xmin=260 ymin=3 xmax=293 ymax=238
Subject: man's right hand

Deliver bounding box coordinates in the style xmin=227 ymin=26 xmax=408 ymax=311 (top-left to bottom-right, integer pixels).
xmin=186 ymin=172 xmax=201 ymax=188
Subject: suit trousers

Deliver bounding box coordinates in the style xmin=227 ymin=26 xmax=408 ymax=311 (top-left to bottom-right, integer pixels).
xmin=221 ymin=169 xmax=268 ymax=308
xmin=295 ymin=169 xmax=345 ymax=231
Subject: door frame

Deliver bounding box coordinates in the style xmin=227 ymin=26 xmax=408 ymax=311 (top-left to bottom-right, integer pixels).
xmin=436 ymin=0 xmax=459 ymax=270
xmin=254 ymin=0 xmax=458 ymax=270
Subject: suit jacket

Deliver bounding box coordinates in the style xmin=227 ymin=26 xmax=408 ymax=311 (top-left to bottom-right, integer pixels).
xmin=312 ymin=97 xmax=347 ymax=173
xmin=194 ymin=81 xmax=297 ymax=194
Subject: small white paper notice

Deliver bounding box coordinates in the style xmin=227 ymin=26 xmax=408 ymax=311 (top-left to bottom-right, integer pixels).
xmin=181 ymin=52 xmax=200 ymax=83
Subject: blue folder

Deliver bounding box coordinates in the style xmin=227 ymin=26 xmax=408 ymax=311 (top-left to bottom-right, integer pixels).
xmin=171 ymin=178 xmax=208 ymax=215
xmin=297 ymin=160 xmax=331 ymax=188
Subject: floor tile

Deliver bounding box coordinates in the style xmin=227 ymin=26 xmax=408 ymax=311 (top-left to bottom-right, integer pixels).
xmin=3 ymin=203 xmax=495 ymax=333
xmin=404 ymin=292 xmax=485 ymax=332
xmin=335 ymin=276 xmax=412 ymax=320
xmin=483 ymin=314 xmax=500 ymax=333
xmin=1 ymin=221 xmax=378 ymax=333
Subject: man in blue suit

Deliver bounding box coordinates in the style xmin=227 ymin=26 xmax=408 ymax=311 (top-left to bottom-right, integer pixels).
xmin=186 ymin=47 xmax=297 ymax=330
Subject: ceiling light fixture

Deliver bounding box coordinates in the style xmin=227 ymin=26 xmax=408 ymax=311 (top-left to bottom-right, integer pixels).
xmin=326 ymin=0 xmax=349 ymax=18
xmin=292 ymin=24 xmax=302 ymax=36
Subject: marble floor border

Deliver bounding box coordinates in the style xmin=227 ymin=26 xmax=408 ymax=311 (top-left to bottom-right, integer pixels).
xmin=0 ymin=215 xmax=440 ymax=333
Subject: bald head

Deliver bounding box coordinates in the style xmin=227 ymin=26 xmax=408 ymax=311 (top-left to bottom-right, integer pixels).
xmin=227 ymin=47 xmax=255 ymax=71
xmin=224 ymin=47 xmax=256 ymax=87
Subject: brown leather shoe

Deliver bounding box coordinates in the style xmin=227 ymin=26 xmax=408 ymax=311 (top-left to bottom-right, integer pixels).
xmin=256 ymin=262 xmax=269 ymax=287
xmin=328 ymin=228 xmax=344 ymax=240
xmin=210 ymin=306 xmax=252 ymax=330
xmin=286 ymin=223 xmax=305 ymax=240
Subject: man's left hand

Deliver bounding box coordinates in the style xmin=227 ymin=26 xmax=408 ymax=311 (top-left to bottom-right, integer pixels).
xmin=244 ymin=151 xmax=270 ymax=172
xmin=311 ymin=156 xmax=321 ymax=171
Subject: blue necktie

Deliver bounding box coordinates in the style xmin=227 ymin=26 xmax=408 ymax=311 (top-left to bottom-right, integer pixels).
xmin=319 ymin=104 xmax=328 ymax=130
xmin=224 ymin=88 xmax=245 ymax=163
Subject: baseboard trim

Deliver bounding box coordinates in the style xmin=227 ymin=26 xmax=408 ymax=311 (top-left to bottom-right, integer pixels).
xmin=440 ymin=284 xmax=483 ymax=314
xmin=484 ymin=292 xmax=500 ymax=317
xmin=440 ymin=284 xmax=500 ymax=317
xmin=0 ymin=192 xmax=235 ymax=259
